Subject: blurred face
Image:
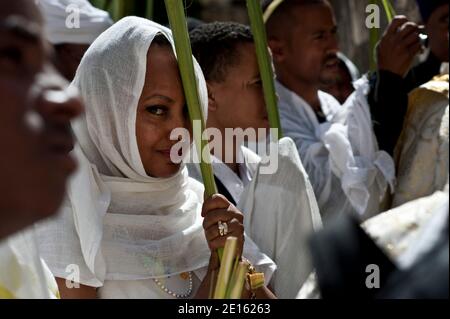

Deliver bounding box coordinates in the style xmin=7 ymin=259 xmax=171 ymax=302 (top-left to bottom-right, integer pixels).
xmin=136 ymin=44 xmax=190 ymax=178
xmin=0 ymin=2 xmax=83 ymax=238
xmin=273 ymin=3 xmax=339 ymax=86
xmin=426 ymin=4 xmax=449 ymax=62
xmin=208 ymin=43 xmax=269 ymax=141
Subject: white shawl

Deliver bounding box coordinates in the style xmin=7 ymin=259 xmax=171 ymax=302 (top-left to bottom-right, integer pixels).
xmin=277 ymin=78 xmax=395 ymax=221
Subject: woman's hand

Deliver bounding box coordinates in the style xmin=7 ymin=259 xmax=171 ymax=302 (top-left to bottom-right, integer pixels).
xmin=202 ymin=194 xmax=245 ymax=268
xmin=195 ymin=194 xmax=245 ymax=298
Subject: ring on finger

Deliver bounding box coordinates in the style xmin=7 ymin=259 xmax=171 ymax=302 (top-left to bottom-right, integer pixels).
xmin=218 ymin=220 xmax=228 ymax=237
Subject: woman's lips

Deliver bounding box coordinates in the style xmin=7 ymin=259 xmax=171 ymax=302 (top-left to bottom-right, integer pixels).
xmin=157 ymin=149 xmax=174 ymax=159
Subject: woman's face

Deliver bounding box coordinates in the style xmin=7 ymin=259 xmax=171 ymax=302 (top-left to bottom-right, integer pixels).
xmin=136 ymin=43 xmax=191 ymax=178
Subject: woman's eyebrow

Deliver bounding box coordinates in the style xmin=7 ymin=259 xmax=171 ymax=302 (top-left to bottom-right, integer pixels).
xmin=145 ymin=94 xmax=175 ymax=103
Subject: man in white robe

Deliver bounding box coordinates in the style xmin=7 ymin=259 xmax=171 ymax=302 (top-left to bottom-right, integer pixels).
xmin=189 ymin=21 xmax=322 ymax=299
xmin=263 ymin=0 xmax=395 ymax=221
xmin=37 ymin=0 xmax=113 ymax=80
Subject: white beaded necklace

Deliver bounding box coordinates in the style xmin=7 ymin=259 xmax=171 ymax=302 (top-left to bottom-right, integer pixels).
xmin=153 ymin=272 xmax=193 ymax=299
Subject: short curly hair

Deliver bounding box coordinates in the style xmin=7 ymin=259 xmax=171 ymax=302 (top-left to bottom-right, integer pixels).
xmin=189 ymin=21 xmax=253 ymax=83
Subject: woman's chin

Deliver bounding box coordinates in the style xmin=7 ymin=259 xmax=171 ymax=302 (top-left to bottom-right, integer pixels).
xmin=146 ymin=163 xmax=182 ymax=178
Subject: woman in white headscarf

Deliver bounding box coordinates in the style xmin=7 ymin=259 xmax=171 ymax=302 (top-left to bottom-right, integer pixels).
xmin=36 ymin=16 xmax=275 ymax=299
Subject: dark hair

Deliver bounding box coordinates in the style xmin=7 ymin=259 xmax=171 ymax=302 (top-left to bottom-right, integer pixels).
xmin=152 ymin=33 xmax=171 ymax=47
xmin=189 ymin=21 xmax=253 ymax=83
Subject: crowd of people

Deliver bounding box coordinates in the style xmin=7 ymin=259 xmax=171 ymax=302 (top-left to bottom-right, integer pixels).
xmin=0 ymin=0 xmax=448 ymax=299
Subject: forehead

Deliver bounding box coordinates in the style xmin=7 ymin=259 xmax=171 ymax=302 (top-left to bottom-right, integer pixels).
xmin=225 ymin=43 xmax=258 ymax=80
xmin=0 ymin=1 xmax=43 ymax=24
xmin=143 ymin=44 xmax=183 ymax=94
xmin=0 ymin=1 xmax=44 ymax=43
xmin=290 ymin=3 xmax=336 ymax=31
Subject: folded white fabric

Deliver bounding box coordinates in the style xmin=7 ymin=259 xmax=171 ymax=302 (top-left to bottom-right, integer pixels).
xmin=238 ymin=137 xmax=323 ymax=299
xmin=37 ymin=0 xmax=113 ymax=44
xmin=0 ymin=228 xmax=59 ymax=299
xmin=277 ymin=77 xmax=395 ymax=221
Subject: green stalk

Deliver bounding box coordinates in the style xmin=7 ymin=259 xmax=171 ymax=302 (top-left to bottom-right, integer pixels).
xmin=387 ymin=1 xmax=396 ymax=18
xmin=146 ymin=0 xmax=154 ymax=20
xmin=164 ymin=0 xmax=217 ymax=197
xmin=369 ymin=0 xmax=380 ymax=72
xmin=213 ymin=237 xmax=238 ymax=299
xmin=227 ymin=262 xmax=248 ymax=299
xmin=381 ymin=0 xmax=396 ymax=22
xmin=112 ymin=0 xmax=127 ymax=21
xmin=370 ymin=0 xmax=396 ymax=71
xmin=89 ymin=0 xmax=106 ymax=9
xmin=246 ymin=0 xmax=282 ymax=140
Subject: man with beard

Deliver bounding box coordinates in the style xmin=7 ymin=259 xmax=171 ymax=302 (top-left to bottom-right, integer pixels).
xmin=263 ymin=0 xmax=396 ymax=221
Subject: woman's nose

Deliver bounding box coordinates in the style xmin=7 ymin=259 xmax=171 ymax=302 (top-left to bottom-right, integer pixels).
xmin=167 ymin=111 xmax=189 ymax=133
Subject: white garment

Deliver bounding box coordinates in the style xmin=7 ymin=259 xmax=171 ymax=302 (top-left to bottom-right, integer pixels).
xmin=297 ymin=188 xmax=450 ymax=299
xmin=189 ymin=140 xmax=322 ymax=298
xmin=362 ymin=189 xmax=449 ymax=269
xmin=0 ymin=228 xmax=59 ymax=299
xmin=189 ymin=147 xmax=255 ymax=204
xmin=36 ymin=17 xmax=274 ymax=298
xmin=238 ymin=138 xmax=322 ymax=299
xmin=37 ymin=0 xmax=113 ymax=45
xmin=277 ymin=78 xmax=395 ymax=221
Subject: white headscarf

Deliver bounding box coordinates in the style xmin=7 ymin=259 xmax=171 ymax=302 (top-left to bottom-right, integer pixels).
xmin=37 ymin=0 xmax=113 ymax=45
xmin=67 ymin=17 xmax=210 ymax=282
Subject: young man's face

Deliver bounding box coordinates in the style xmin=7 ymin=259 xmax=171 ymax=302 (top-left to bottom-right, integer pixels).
xmin=0 ymin=2 xmax=83 ymax=238
xmin=275 ymin=3 xmax=340 ymax=87
xmin=208 ymin=43 xmax=269 ymax=141
xmin=427 ymin=4 xmax=449 ymax=62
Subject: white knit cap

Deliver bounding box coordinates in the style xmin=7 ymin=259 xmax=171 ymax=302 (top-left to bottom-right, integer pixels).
xmin=37 ymin=0 xmax=113 ymax=45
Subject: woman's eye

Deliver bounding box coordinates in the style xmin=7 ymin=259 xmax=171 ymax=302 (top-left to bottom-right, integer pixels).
xmin=248 ymin=79 xmax=262 ymax=88
xmin=146 ymin=106 xmax=167 ymax=116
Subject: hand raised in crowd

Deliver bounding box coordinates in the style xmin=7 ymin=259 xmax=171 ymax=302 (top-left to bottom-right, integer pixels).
xmin=377 ymin=16 xmax=423 ymax=77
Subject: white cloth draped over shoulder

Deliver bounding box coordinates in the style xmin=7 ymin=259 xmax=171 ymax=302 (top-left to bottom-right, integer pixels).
xmin=37 ymin=0 xmax=113 ymax=45
xmin=36 ymin=17 xmax=274 ymax=297
xmin=0 ymin=228 xmax=59 ymax=299
xmin=277 ymin=78 xmax=395 ymax=221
